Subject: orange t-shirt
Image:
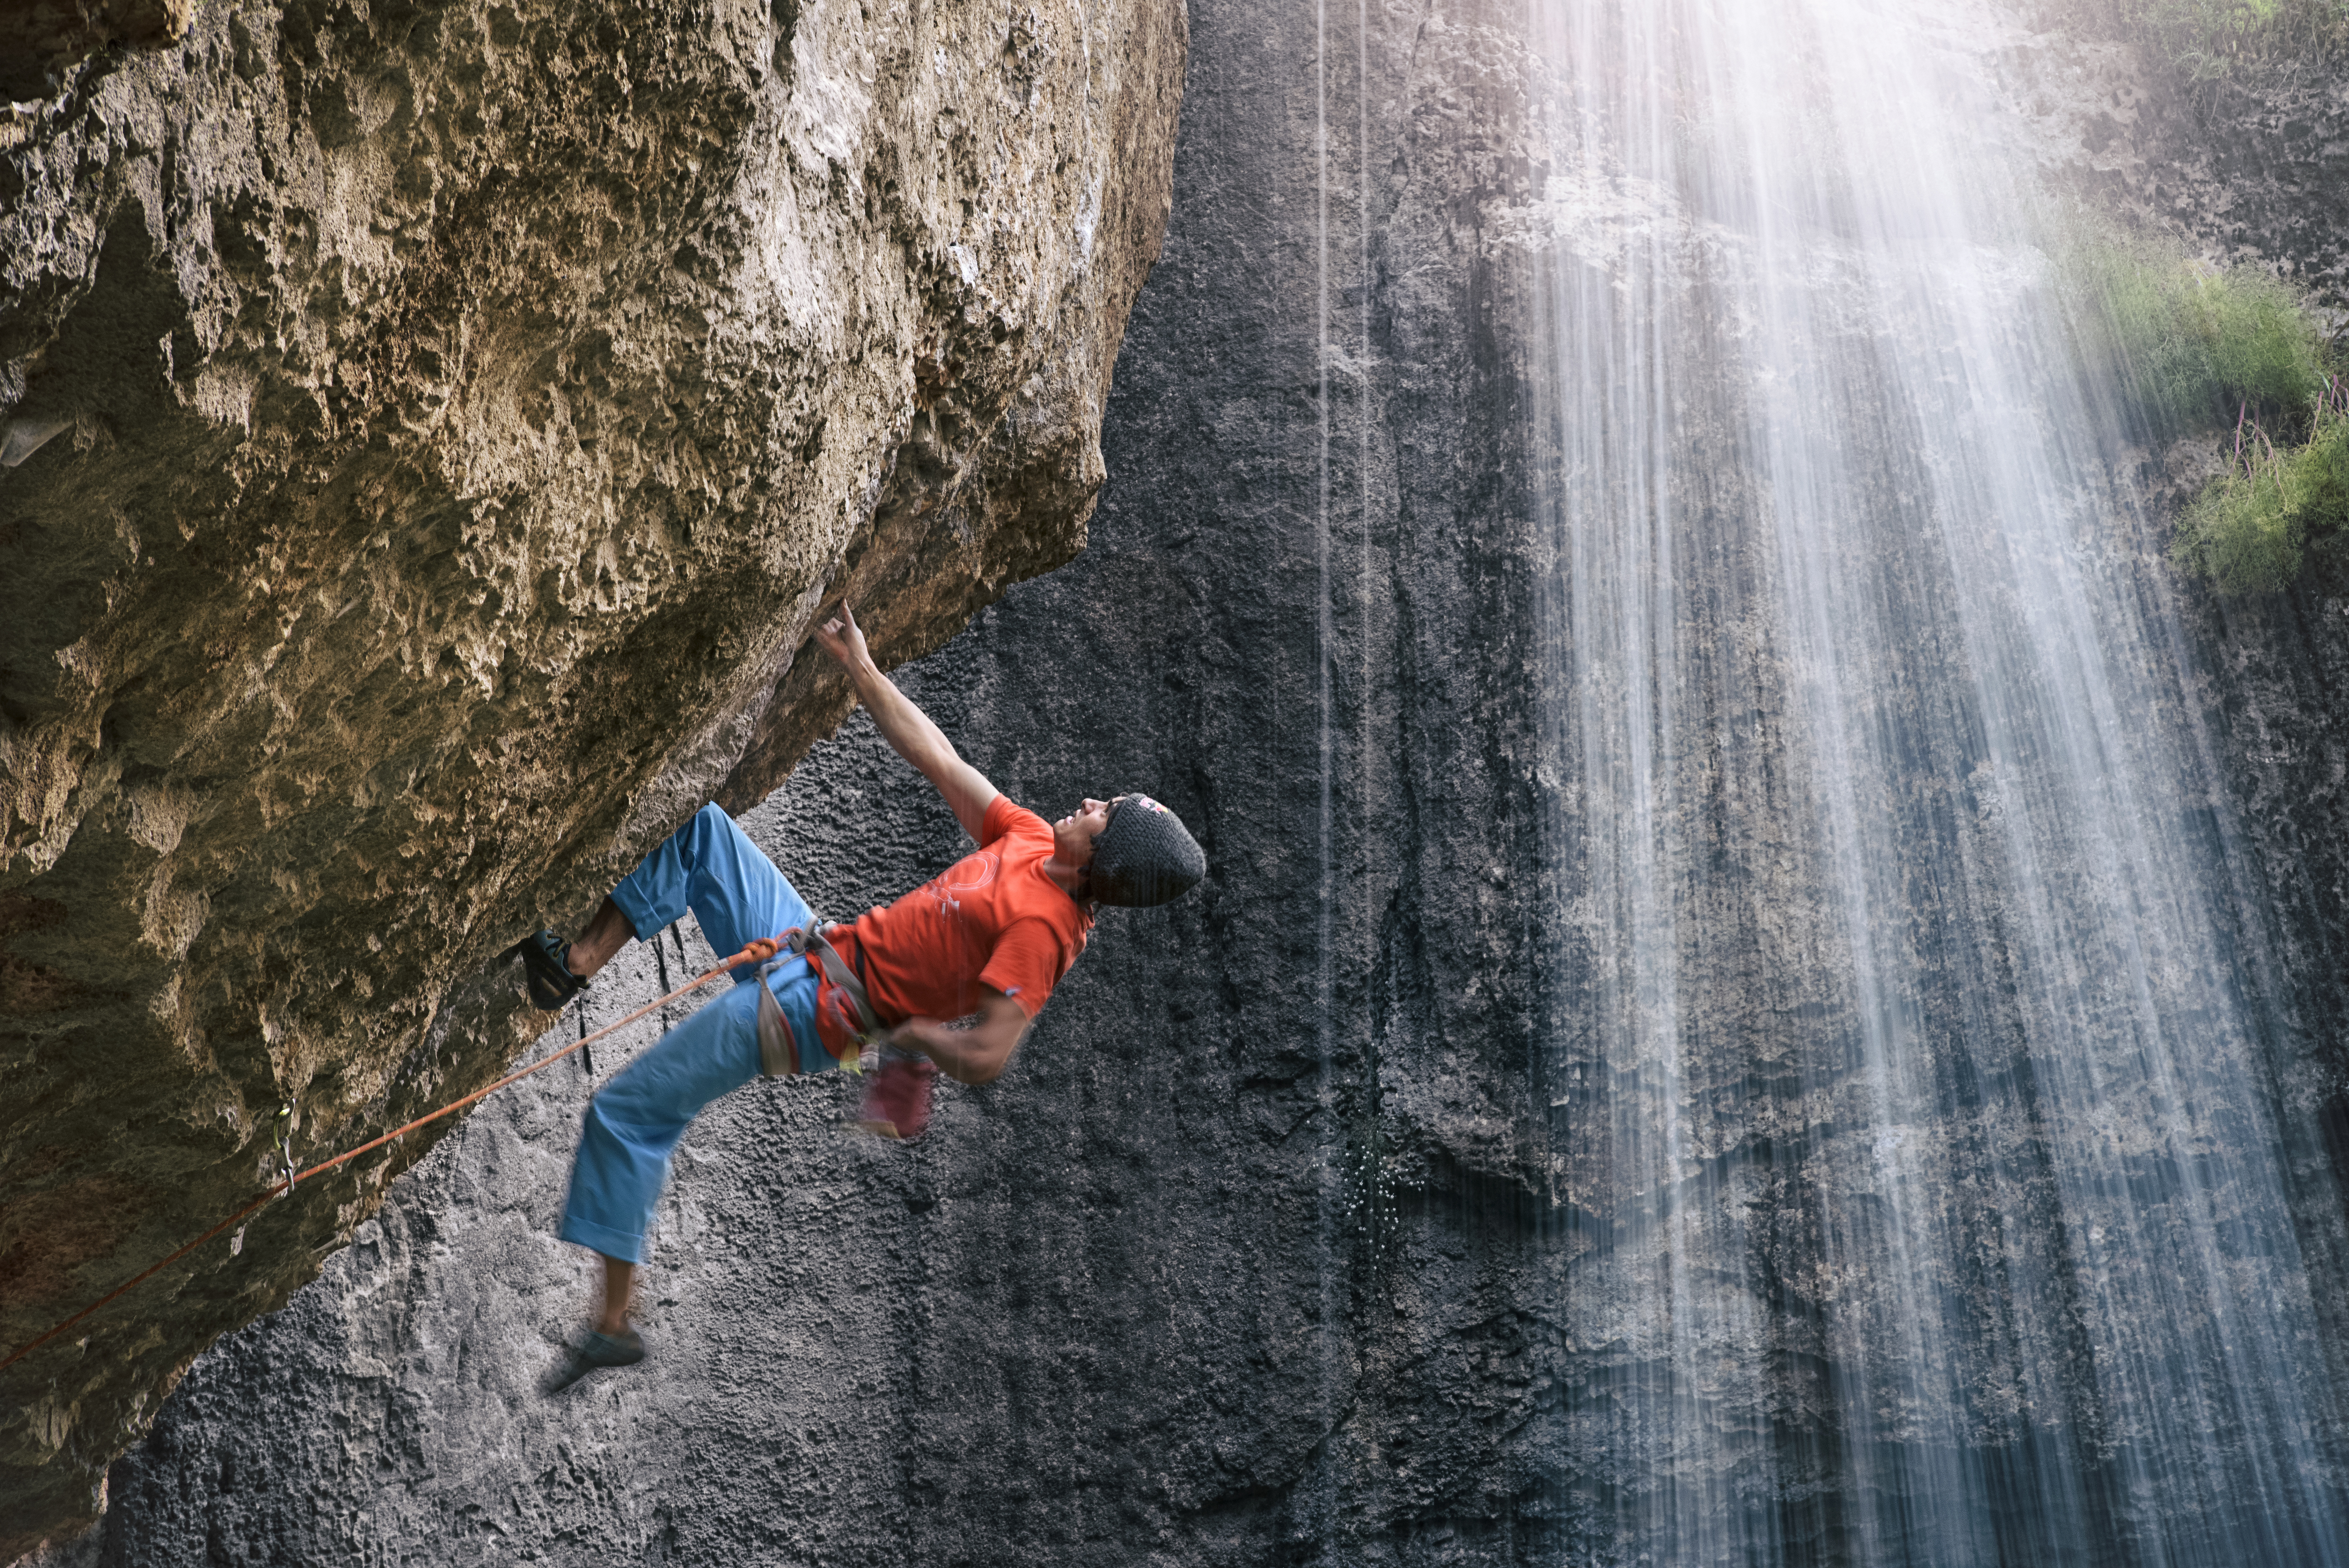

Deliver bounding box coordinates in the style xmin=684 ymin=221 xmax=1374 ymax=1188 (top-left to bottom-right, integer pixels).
xmin=820 ymin=796 xmax=1092 ymax=1047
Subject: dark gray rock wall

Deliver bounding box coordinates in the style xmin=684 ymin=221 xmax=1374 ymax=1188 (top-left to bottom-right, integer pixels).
xmin=31 ymin=4 xmax=2349 ymax=1568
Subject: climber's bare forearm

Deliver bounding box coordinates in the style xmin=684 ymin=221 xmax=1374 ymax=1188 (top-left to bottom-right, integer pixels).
xmin=848 ymin=662 xmax=956 ymax=782
xmin=893 ymin=992 xmax=1031 ymax=1085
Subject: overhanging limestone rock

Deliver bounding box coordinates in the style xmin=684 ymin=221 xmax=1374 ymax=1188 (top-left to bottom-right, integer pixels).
xmin=0 ymin=0 xmax=1182 ymax=1553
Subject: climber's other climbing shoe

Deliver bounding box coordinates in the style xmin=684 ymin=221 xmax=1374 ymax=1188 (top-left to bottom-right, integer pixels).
xmin=541 ymin=1327 xmax=646 ymax=1394
xmin=504 ymin=928 xmax=587 ymax=1011
xmin=580 ymin=1328 xmax=645 ymax=1367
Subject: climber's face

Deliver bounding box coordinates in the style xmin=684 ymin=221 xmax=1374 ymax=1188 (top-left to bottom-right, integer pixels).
xmin=1053 ymin=797 xmax=1118 ymax=869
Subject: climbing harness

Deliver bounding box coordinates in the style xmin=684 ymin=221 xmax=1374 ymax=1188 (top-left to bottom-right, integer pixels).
xmin=755 ymin=923 xmax=889 ymax=1079
xmin=0 ymin=931 xmax=793 ymax=1375
xmin=786 ymin=923 xmax=937 ymax=1140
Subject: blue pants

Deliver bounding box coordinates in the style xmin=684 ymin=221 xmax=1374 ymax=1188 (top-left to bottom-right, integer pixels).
xmin=558 ymin=805 xmax=827 ymax=1264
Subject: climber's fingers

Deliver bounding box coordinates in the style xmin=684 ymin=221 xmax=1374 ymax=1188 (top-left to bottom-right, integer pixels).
xmin=814 ymin=601 xmax=869 ymax=668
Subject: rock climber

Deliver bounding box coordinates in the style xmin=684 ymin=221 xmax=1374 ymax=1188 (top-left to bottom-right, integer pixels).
xmin=509 ymin=603 xmax=1206 ymax=1389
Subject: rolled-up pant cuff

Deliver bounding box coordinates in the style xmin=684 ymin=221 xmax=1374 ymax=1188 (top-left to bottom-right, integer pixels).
xmin=558 ymin=1212 xmax=648 ymax=1266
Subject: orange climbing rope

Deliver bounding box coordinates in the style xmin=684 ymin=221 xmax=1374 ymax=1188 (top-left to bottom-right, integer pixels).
xmin=0 ymin=934 xmax=786 ymax=1375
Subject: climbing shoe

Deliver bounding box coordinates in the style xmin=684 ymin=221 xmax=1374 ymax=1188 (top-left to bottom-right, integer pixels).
xmin=849 ymin=1047 xmax=936 ymax=1142
xmin=541 ymin=1327 xmax=645 ymax=1394
xmin=503 ymin=928 xmax=587 ymax=1010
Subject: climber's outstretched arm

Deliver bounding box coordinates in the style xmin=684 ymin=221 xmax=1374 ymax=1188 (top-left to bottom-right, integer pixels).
xmin=813 ymin=603 xmax=998 ymax=843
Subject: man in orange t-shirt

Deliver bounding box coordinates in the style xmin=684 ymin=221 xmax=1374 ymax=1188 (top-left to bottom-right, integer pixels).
xmin=810 ymin=792 xmax=1093 ymax=1063
xmin=514 ymin=603 xmax=1206 ymax=1388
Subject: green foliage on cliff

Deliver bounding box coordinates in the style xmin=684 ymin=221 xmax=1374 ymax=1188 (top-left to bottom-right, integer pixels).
xmin=2065 ymin=225 xmax=2331 ymax=437
xmin=2170 ymin=397 xmax=2349 ymax=591
xmin=2058 ymin=218 xmax=2345 ymax=593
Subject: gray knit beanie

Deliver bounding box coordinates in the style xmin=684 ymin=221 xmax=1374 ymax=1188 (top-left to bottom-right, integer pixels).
xmin=1088 ymin=795 xmax=1206 ymax=909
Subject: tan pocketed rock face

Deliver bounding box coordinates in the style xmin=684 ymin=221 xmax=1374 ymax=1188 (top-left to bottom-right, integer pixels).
xmin=0 ymin=0 xmax=1183 ymax=1553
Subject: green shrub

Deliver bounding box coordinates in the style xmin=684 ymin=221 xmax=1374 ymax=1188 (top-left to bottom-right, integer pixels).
xmin=2170 ymin=395 xmax=2349 ymax=593
xmin=2054 ymin=216 xmax=2343 ymax=591
xmin=2199 ymin=269 xmax=2334 ymax=410
xmin=2061 ymin=223 xmax=2332 ymax=438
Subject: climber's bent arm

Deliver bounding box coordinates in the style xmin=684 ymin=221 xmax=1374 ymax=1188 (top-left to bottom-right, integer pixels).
xmin=813 ymin=603 xmax=998 ymax=842
xmin=893 ymin=990 xmax=1032 ymax=1085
